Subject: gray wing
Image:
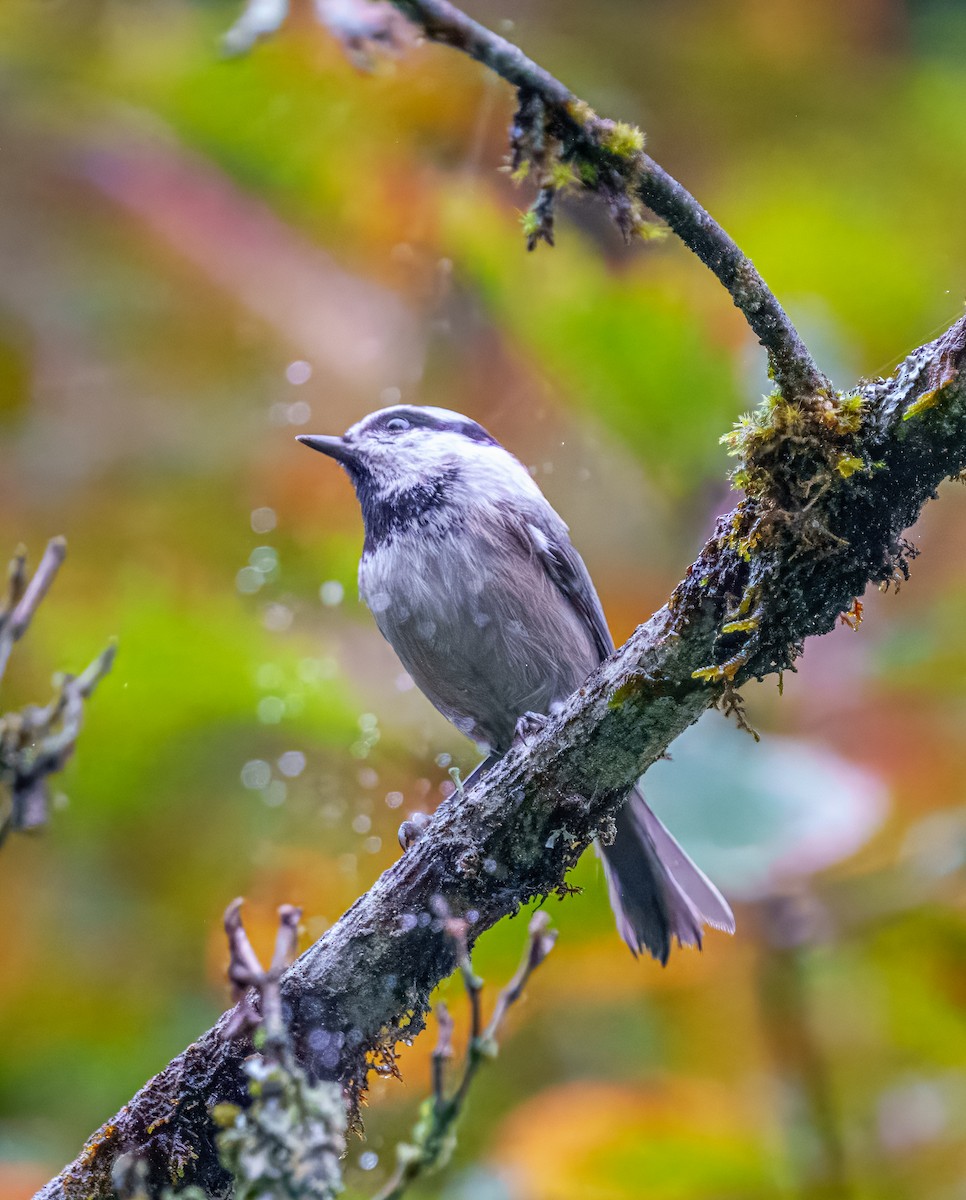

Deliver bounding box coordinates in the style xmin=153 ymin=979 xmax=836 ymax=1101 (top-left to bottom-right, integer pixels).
xmin=510 ymin=507 xmax=615 ymax=664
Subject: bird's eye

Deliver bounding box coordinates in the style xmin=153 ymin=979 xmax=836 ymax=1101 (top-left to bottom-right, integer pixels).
xmin=385 ymin=417 xmax=411 ymax=433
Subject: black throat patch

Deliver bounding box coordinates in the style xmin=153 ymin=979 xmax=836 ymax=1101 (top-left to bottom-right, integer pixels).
xmin=357 ymin=467 xmax=460 ymax=552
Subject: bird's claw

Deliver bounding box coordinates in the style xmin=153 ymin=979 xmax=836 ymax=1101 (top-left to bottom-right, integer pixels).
xmin=513 ymin=710 xmax=549 ymax=747
xmin=398 ymin=811 xmax=432 ymax=851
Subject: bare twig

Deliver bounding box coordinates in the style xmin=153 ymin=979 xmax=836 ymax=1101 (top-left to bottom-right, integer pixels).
xmin=0 ymin=537 xmax=66 ymax=683
xmin=0 ymin=541 xmax=115 ymax=846
xmin=214 ymin=901 xmax=347 ymax=1200
xmin=223 ymin=897 xmax=302 ymax=1048
xmin=430 ymin=1000 xmax=454 ymax=1112
xmin=374 ymin=909 xmax=556 ymax=1200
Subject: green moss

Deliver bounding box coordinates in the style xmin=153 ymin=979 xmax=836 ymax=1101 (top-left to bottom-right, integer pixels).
xmin=550 ymin=160 xmax=580 ymax=190
xmin=519 ymin=209 xmax=540 ymax=239
xmin=600 ymin=121 xmax=645 ymax=158
xmin=635 ymin=221 xmax=668 ymax=242
xmin=721 ymin=617 xmax=758 ymax=635
xmin=836 ymin=454 xmax=865 ymax=478
xmin=608 ymin=675 xmax=644 ymax=708
xmin=566 ymin=98 xmax=597 ymax=126
xmin=578 ymin=160 xmax=599 ymax=186
xmin=903 ymin=387 xmax=941 ymax=421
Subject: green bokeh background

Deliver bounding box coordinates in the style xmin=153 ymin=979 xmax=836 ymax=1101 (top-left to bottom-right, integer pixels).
xmin=2 ymin=2 xmax=966 ymax=1197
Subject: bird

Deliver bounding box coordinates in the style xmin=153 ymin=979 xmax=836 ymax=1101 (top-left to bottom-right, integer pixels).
xmin=298 ymin=405 xmax=734 ymax=962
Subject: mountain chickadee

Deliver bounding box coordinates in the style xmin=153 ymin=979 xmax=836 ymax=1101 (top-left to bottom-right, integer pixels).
xmin=298 ymin=405 xmax=734 ymax=962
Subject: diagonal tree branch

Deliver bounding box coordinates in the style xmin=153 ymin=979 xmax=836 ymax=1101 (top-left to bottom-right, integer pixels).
xmin=37 ymin=311 xmax=966 ymax=1200
xmin=386 ymin=0 xmax=829 ymax=402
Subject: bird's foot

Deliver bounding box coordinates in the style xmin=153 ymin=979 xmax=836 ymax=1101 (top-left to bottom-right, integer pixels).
xmin=398 ymin=811 xmax=432 ymax=851
xmin=513 ymin=710 xmax=549 ymax=747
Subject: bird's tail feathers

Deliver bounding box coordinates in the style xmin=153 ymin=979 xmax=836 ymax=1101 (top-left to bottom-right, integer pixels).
xmin=597 ymin=787 xmax=735 ymax=964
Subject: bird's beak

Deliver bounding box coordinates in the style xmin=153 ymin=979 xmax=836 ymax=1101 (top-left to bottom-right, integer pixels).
xmin=296 ymin=434 xmax=358 ymax=465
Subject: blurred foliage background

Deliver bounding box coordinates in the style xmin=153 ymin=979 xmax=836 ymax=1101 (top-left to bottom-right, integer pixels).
xmin=2 ymin=1 xmax=966 ymax=1197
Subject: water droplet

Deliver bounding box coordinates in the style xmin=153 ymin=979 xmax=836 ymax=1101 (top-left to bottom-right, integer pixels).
xmin=320 ymin=581 xmax=344 ymax=607
xmin=256 ymin=662 xmax=284 ymax=690
xmin=358 ymin=713 xmax=379 ymax=732
xmin=385 ymin=791 xmax=403 ymax=809
xmin=288 ymin=400 xmax=311 ymax=425
xmin=236 ymin=566 xmax=263 ymax=595
xmin=257 ymin=696 xmax=285 ymax=724
xmin=358 ymin=767 xmax=378 ymax=789
xmin=263 ymin=780 xmax=287 ymax=807
xmin=250 ymin=545 xmax=279 ymax=574
xmin=263 ymin=603 xmax=293 ymax=633
xmin=359 ymin=1152 xmax=379 ymax=1171
xmin=352 ymin=814 xmax=372 ymax=834
xmin=363 ymin=836 xmax=382 ymax=854
xmin=286 ymin=360 xmax=313 ymax=385
xmin=241 ymin=760 xmax=272 ymax=790
xmin=298 ymin=656 xmax=336 ymax=683
xmin=250 ymin=507 xmax=277 ymax=534
xmin=278 ymin=750 xmax=306 ymax=778
xmin=435 ymin=752 xmax=451 ymax=768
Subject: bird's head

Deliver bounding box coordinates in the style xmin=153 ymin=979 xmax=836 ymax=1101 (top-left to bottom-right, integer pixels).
xmin=297 ymin=405 xmax=507 ymax=500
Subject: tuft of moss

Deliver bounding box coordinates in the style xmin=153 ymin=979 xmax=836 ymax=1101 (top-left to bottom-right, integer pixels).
xmin=635 ymin=220 xmax=668 ymax=242
xmin=903 ymin=387 xmax=941 ymax=421
xmin=835 ymin=454 xmax=865 ymax=478
xmin=566 ymin=98 xmax=597 ymax=126
xmin=519 ymin=209 xmax=540 ymax=238
xmin=721 ymin=617 xmax=759 ymax=634
xmin=550 ymin=160 xmax=580 ymax=190
xmin=578 ymin=160 xmax=598 ymax=187
xmin=601 ymin=120 xmax=645 ymax=158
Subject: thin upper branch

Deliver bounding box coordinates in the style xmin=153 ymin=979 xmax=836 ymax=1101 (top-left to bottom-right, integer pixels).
xmin=388 ymin=0 xmax=829 ymax=402
xmin=37 ymin=313 xmax=966 ymax=1200
xmin=0 ymin=537 xmax=66 ymax=684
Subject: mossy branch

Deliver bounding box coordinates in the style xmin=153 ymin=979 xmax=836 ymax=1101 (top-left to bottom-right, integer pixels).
xmin=36 ymin=311 xmax=966 ymax=1200
xmin=384 ymin=0 xmax=829 ymax=403
xmin=221 ymin=0 xmax=827 ymax=402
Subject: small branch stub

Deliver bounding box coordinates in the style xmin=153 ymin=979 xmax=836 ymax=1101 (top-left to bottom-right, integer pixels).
xmin=0 ymin=539 xmax=115 ymax=846
xmin=216 ymin=901 xmax=348 ymax=1200
xmin=374 ymin=904 xmax=557 ymax=1200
